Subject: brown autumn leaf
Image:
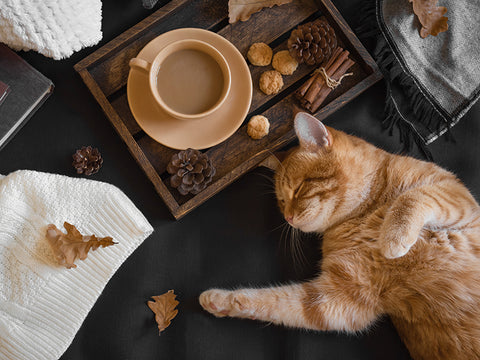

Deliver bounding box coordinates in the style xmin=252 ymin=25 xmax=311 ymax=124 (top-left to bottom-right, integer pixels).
xmin=409 ymin=0 xmax=448 ymax=38
xmin=46 ymin=222 xmax=116 ymax=269
xmin=228 ymin=0 xmax=293 ymax=23
xmin=148 ymin=290 xmax=179 ymax=334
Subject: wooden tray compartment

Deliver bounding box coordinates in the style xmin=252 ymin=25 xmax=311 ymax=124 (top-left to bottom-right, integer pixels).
xmin=74 ymin=0 xmax=382 ymax=219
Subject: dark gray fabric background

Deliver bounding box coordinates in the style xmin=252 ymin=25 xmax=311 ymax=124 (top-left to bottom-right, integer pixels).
xmin=0 ymin=0 xmax=479 ymax=359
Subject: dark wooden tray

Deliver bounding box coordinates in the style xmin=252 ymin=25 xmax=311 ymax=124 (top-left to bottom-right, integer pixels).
xmin=74 ymin=0 xmax=382 ymax=219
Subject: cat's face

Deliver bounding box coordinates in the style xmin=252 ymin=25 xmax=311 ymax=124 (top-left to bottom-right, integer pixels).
xmin=274 ymin=113 xmax=350 ymax=233
xmin=275 ymin=145 xmax=344 ymax=233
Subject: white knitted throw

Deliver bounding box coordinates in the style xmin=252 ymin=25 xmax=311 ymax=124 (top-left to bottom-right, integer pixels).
xmin=0 ymin=0 xmax=102 ymax=60
xmin=0 ymin=170 xmax=153 ymax=359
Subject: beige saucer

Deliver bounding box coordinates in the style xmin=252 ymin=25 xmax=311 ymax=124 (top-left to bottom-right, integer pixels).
xmin=127 ymin=28 xmax=252 ymax=150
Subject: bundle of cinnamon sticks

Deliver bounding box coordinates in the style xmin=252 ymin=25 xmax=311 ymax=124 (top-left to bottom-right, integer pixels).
xmin=296 ymin=47 xmax=355 ymax=113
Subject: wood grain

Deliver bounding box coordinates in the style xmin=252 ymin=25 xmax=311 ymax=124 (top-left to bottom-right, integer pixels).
xmin=218 ymin=0 xmax=317 ymax=55
xmin=75 ymin=0 xmax=383 ymax=219
xmin=80 ymin=0 xmax=228 ymax=97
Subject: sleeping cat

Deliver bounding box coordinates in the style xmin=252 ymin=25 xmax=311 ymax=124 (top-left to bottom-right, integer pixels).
xmin=199 ymin=112 xmax=480 ymax=360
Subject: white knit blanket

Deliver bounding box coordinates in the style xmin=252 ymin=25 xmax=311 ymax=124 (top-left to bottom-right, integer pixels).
xmin=0 ymin=170 xmax=153 ymax=359
xmin=0 ymin=0 xmax=102 ymax=60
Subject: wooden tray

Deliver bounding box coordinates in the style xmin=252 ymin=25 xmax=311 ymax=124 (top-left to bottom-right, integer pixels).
xmin=74 ymin=0 xmax=382 ymax=219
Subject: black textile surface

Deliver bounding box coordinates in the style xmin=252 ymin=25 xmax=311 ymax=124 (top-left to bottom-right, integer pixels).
xmin=0 ymin=0 xmax=478 ymax=359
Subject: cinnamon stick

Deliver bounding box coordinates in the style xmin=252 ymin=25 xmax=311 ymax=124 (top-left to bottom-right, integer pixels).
xmin=303 ymin=49 xmax=349 ymax=104
xmin=309 ymin=58 xmax=355 ymax=113
xmin=296 ymin=47 xmax=342 ymax=98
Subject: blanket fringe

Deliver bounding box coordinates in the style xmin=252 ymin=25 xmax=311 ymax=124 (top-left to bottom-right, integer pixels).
xmin=356 ymin=0 xmax=454 ymax=160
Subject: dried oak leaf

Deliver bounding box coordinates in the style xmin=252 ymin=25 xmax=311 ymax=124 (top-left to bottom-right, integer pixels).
xmin=409 ymin=0 xmax=448 ymax=38
xmin=228 ymin=0 xmax=292 ymax=23
xmin=46 ymin=222 xmax=116 ymax=269
xmin=148 ymin=290 xmax=179 ymax=334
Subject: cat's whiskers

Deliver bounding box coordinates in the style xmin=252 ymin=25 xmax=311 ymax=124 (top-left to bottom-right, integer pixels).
xmin=288 ymin=225 xmax=308 ymax=271
xmin=269 ymin=221 xmax=288 ymax=233
xmin=276 ymin=216 xmax=309 ymax=270
xmin=254 ymin=171 xmax=275 ymax=185
xmin=252 ymin=170 xmax=278 ymax=197
xmin=279 ymin=222 xmax=290 ymax=255
xmin=265 ymin=149 xmax=286 ymax=173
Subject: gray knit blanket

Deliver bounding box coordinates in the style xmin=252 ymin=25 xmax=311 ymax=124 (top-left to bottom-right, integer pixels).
xmin=361 ymin=0 xmax=480 ymax=157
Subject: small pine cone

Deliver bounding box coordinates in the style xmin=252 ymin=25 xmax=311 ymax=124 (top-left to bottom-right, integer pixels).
xmin=72 ymin=146 xmax=103 ymax=175
xmin=167 ymin=148 xmax=216 ymax=196
xmin=287 ymin=18 xmax=337 ymax=66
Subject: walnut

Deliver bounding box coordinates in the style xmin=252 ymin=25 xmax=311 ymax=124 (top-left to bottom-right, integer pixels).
xmin=272 ymin=50 xmax=298 ymax=75
xmin=247 ymin=115 xmax=270 ymax=139
xmin=259 ymin=70 xmax=283 ymax=95
xmin=247 ymin=42 xmax=273 ymax=66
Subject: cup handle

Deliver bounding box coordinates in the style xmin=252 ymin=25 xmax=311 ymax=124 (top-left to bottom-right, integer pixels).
xmin=129 ymin=57 xmax=151 ymax=72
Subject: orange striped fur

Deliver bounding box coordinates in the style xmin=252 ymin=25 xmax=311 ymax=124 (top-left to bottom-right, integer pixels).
xmin=200 ymin=113 xmax=480 ymax=360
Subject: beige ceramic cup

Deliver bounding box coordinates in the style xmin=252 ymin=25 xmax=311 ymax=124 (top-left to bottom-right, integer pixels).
xmin=129 ymin=39 xmax=231 ymax=120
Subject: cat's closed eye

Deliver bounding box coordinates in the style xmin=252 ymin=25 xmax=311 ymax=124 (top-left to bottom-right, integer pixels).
xmin=293 ymin=182 xmax=305 ymax=198
xmin=293 ymin=179 xmax=322 ymax=199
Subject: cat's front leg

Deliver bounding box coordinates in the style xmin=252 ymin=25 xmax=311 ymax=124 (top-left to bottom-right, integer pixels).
xmin=379 ymin=189 xmax=428 ymax=259
xmin=200 ymin=281 xmax=379 ymax=332
xmin=199 ymin=286 xmax=308 ymax=324
xmin=378 ymin=180 xmax=477 ymax=259
xmin=199 ymin=288 xmax=260 ymax=320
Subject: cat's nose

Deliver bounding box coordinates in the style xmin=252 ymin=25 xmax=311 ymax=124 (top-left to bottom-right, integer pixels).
xmin=285 ymin=215 xmax=294 ymax=224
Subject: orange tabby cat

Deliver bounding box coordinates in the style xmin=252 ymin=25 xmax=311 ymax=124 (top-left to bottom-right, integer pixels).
xmin=199 ymin=112 xmax=480 ymax=360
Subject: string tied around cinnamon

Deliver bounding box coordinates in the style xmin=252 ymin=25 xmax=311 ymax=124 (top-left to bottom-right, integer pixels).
xmin=314 ymin=67 xmax=353 ymax=89
xmin=295 ymin=47 xmax=356 ymax=113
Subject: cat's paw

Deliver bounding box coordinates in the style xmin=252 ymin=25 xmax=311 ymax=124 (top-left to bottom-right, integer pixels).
xmin=199 ymin=289 xmax=254 ymax=319
xmin=378 ymin=232 xmax=417 ymax=259
xmin=379 ymin=239 xmax=412 ymax=259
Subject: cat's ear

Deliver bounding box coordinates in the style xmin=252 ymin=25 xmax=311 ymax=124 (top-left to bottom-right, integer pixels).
xmin=294 ymin=112 xmax=333 ymax=151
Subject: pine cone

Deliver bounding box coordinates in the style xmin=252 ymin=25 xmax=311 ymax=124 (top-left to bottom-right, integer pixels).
xmin=72 ymin=146 xmax=103 ymax=175
xmin=167 ymin=148 xmax=216 ymax=195
xmin=287 ymin=18 xmax=337 ymax=66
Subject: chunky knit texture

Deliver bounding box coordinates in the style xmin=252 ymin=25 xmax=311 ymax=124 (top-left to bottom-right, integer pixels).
xmin=0 ymin=0 xmax=102 ymax=60
xmin=0 ymin=170 xmax=153 ymax=359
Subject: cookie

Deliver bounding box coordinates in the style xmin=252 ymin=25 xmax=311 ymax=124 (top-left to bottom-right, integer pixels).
xmin=259 ymin=70 xmax=283 ymax=95
xmin=272 ymin=50 xmax=298 ymax=75
xmin=247 ymin=42 xmax=273 ymax=66
xmin=247 ymin=115 xmax=270 ymax=140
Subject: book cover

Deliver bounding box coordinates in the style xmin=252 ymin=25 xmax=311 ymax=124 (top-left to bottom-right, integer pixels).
xmin=0 ymin=80 xmax=10 ymax=106
xmin=0 ymin=44 xmax=54 ymax=151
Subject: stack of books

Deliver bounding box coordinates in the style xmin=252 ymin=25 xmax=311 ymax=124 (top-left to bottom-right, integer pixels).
xmin=0 ymin=44 xmax=54 ymax=151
